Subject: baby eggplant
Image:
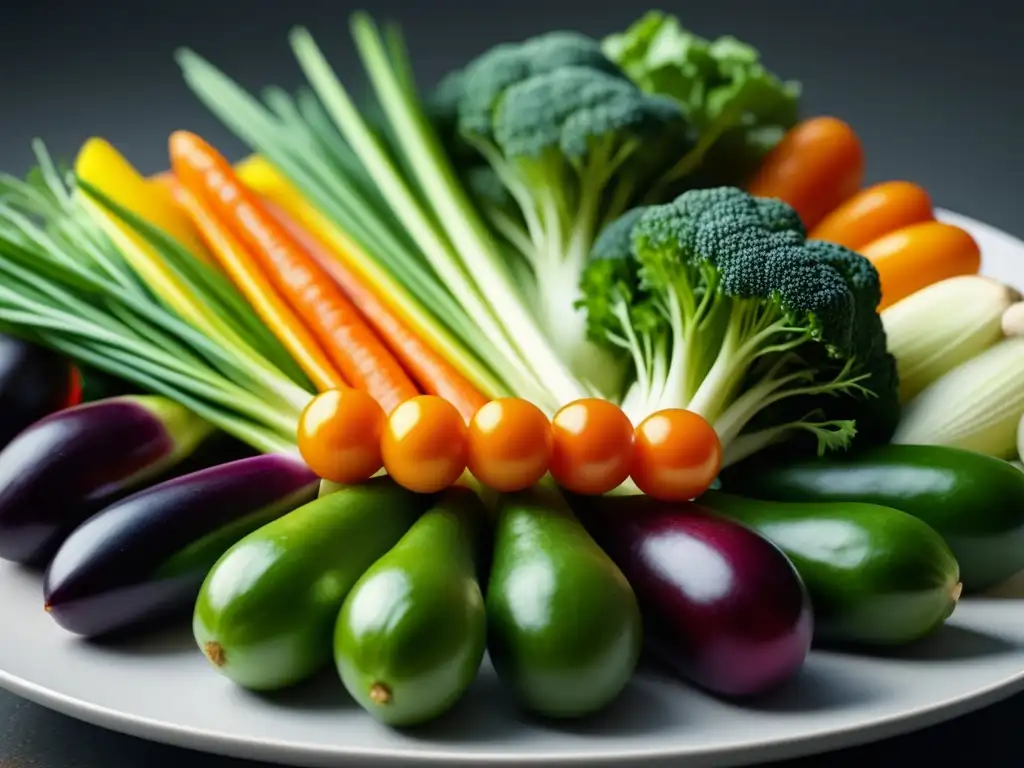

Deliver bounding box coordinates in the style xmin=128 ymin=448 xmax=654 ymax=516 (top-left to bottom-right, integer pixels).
xmin=0 ymin=333 xmax=80 ymax=450
xmin=43 ymin=453 xmax=318 ymax=638
xmin=576 ymin=496 xmax=813 ymax=699
xmin=0 ymin=395 xmax=213 ymax=566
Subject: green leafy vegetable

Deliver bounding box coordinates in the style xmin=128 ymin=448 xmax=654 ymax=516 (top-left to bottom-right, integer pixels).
xmin=603 ymin=11 xmax=801 ymax=187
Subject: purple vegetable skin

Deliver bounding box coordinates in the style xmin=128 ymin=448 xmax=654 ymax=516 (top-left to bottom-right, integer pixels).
xmin=0 ymin=333 xmax=79 ymax=450
xmin=44 ymin=453 xmax=318 ymax=638
xmin=576 ymin=497 xmax=813 ymax=698
xmin=0 ymin=395 xmax=213 ymax=566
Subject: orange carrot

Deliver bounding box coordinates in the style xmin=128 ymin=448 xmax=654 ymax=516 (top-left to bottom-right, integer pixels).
xmin=810 ymin=181 xmax=934 ymax=250
xmin=859 ymin=221 xmax=982 ymax=311
xmin=168 ymin=131 xmax=419 ymax=414
xmin=264 ymin=199 xmax=490 ymax=423
xmin=170 ymin=179 xmax=348 ymax=393
xmin=747 ymin=117 xmax=865 ymax=230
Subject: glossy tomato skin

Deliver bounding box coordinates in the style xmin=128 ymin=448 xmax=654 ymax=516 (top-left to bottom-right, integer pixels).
xmin=549 ymin=399 xmax=634 ymax=495
xmin=467 ymin=398 xmax=552 ymax=492
xmin=382 ymin=395 xmax=468 ymax=494
xmin=297 ymin=389 xmax=386 ymax=485
xmin=631 ymin=409 xmax=722 ymax=501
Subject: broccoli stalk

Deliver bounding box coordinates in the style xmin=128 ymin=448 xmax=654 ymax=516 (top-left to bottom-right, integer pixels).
xmin=581 ymin=187 xmax=900 ymax=468
xmin=448 ymin=34 xmax=691 ymax=396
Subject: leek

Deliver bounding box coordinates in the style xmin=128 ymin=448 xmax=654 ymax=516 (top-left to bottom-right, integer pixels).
xmin=893 ymin=337 xmax=1024 ymax=458
xmin=881 ymin=275 xmax=1020 ymax=403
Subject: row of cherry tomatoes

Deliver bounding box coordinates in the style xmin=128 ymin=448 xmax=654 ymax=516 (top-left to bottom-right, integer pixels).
xmin=297 ymin=389 xmax=722 ymax=501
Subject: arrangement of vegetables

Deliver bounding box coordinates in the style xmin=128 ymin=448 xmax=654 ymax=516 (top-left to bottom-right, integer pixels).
xmin=0 ymin=8 xmax=1022 ymax=731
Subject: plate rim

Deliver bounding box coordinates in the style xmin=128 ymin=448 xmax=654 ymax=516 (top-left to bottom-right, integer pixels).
xmin=1 ymin=207 xmax=1023 ymax=767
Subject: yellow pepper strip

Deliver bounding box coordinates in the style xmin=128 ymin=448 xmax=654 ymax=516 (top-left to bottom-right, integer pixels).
xmin=75 ymin=138 xmax=214 ymax=265
xmin=234 ymin=155 xmax=509 ymax=399
xmin=73 ymin=141 xmax=264 ymax=365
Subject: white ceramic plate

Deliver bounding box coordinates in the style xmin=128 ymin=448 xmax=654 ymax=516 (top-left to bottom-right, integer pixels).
xmin=1 ymin=209 xmax=1023 ymax=768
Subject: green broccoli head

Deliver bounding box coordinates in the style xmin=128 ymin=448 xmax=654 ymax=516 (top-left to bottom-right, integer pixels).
xmin=633 ymin=187 xmax=855 ymax=354
xmin=457 ymin=31 xmax=626 ymax=140
xmin=579 ymin=186 xmax=900 ymax=466
xmin=492 ymin=66 xmax=686 ymax=177
xmin=434 ymin=29 xmax=691 ymax=393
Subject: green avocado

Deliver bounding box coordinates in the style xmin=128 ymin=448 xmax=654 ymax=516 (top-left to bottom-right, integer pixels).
xmin=192 ymin=477 xmax=429 ymax=691
xmin=485 ymin=486 xmax=642 ymax=719
xmin=720 ymin=444 xmax=1024 ymax=592
xmin=333 ymin=486 xmax=488 ymax=727
xmin=698 ymin=491 xmax=962 ymax=646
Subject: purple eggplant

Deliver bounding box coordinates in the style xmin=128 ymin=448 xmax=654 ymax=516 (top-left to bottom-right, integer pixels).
xmin=575 ymin=496 xmax=813 ymax=699
xmin=0 ymin=333 xmax=81 ymax=450
xmin=0 ymin=395 xmax=214 ymax=566
xmin=44 ymin=453 xmax=318 ymax=638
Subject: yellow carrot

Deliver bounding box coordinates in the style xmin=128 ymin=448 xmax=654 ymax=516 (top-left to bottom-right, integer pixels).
xmin=76 ymin=138 xmax=214 ymax=265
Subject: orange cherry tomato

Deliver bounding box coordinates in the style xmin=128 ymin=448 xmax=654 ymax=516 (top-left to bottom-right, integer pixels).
xmin=549 ymin=398 xmax=634 ymax=495
xmin=746 ymin=116 xmax=865 ymax=230
xmin=381 ymin=395 xmax=468 ymax=494
xmin=467 ymin=398 xmax=552 ymax=492
xmin=859 ymin=221 xmax=981 ymax=311
xmin=630 ymin=409 xmax=722 ymax=502
xmin=297 ymin=388 xmax=386 ymax=484
xmin=809 ymin=180 xmax=934 ymax=251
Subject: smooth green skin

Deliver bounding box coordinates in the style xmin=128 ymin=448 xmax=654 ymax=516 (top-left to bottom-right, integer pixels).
xmin=699 ymin=491 xmax=961 ymax=646
xmin=333 ymin=487 xmax=487 ymax=727
xmin=486 ymin=486 xmax=643 ymax=719
xmin=192 ymin=478 xmax=428 ymax=691
xmin=721 ymin=444 xmax=1024 ymax=593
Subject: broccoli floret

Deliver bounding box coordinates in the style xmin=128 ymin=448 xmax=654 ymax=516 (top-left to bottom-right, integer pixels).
xmin=458 ymin=32 xmax=627 ymax=140
xmin=579 ymin=186 xmax=900 ymax=467
xmin=449 ymin=32 xmax=689 ymax=396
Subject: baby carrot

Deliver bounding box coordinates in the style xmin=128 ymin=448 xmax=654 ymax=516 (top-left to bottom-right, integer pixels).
xmin=859 ymin=221 xmax=982 ymax=311
xmin=810 ymin=181 xmax=934 ymax=251
xmin=747 ymin=116 xmax=865 ymax=230
xmin=265 ymin=200 xmax=489 ymax=423
xmin=169 ymin=130 xmax=419 ymax=414
xmin=170 ymin=179 xmax=348 ymax=393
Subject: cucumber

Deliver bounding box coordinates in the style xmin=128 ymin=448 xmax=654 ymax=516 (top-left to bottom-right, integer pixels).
xmin=698 ymin=491 xmax=961 ymax=646
xmin=333 ymin=487 xmax=487 ymax=727
xmin=720 ymin=444 xmax=1024 ymax=592
xmin=192 ymin=478 xmax=430 ymax=691
xmin=486 ymin=486 xmax=642 ymax=719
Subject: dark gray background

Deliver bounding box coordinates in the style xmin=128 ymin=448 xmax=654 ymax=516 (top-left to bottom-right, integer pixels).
xmin=1 ymin=0 xmax=1022 ymax=765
